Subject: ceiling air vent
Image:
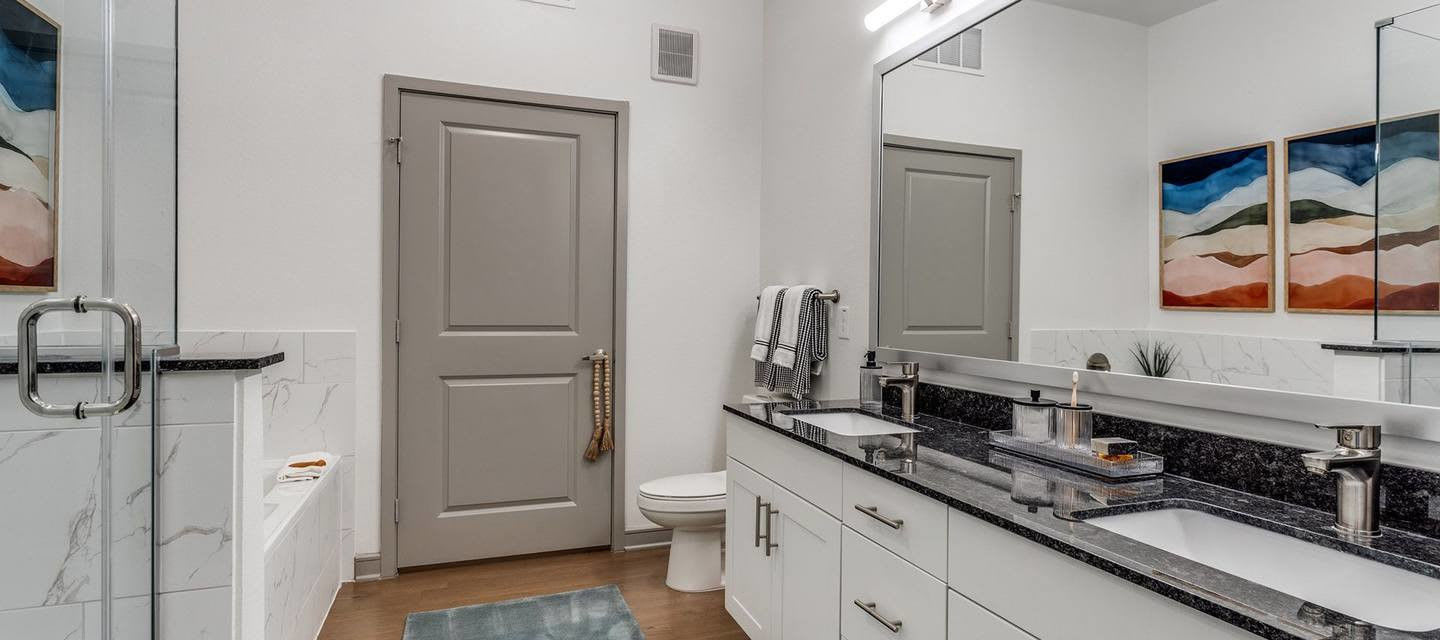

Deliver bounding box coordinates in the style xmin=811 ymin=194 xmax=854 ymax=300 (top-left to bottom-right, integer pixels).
xmin=919 ymin=28 xmax=983 ymax=75
xmin=652 ymin=24 xmax=699 ymax=85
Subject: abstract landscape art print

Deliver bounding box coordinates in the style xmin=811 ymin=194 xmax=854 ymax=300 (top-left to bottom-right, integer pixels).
xmin=1160 ymin=143 xmax=1275 ymax=311
xmin=0 ymin=0 xmax=58 ymax=291
xmin=1285 ymin=115 xmax=1440 ymax=313
xmin=1377 ymin=113 xmax=1440 ymax=313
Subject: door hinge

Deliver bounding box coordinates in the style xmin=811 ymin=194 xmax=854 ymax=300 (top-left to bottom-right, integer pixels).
xmin=388 ymin=136 xmax=403 ymax=165
xmin=1008 ymin=321 xmax=1015 ymax=340
xmin=1011 ymin=193 xmax=1021 ymax=213
xmin=394 ymin=319 xmax=401 ymax=343
xmin=394 ymin=498 xmax=401 ymax=523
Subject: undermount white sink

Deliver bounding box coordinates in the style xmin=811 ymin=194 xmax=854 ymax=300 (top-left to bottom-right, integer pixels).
xmin=784 ymin=412 xmax=918 ymax=437
xmin=1086 ymin=508 xmax=1440 ymax=632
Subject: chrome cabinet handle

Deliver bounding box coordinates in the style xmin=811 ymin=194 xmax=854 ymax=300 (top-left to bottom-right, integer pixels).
xmin=761 ymin=502 xmax=780 ymax=556
xmin=854 ymin=600 xmax=903 ymax=633
xmin=18 ymin=296 xmax=142 ymax=419
xmin=855 ymin=504 xmax=904 ymax=530
xmin=753 ymin=495 xmax=764 ymax=548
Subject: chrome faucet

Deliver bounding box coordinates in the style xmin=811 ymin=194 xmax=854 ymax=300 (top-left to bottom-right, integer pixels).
xmin=1301 ymin=425 xmax=1382 ymax=539
xmin=877 ymin=362 xmax=920 ymax=422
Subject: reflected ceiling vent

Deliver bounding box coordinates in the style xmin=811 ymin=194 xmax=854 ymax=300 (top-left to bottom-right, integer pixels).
xmin=652 ymin=24 xmax=699 ymax=85
xmin=919 ymin=28 xmax=983 ymax=75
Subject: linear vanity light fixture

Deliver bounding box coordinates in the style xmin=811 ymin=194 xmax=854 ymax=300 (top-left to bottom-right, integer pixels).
xmin=865 ymin=0 xmax=953 ymax=31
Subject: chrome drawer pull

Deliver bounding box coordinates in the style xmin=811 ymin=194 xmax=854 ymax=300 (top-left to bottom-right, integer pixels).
xmin=762 ymin=503 xmax=780 ymax=556
xmin=855 ymin=504 xmax=904 ymax=530
xmin=754 ymin=496 xmax=764 ymax=548
xmin=854 ymin=599 xmax=903 ymax=633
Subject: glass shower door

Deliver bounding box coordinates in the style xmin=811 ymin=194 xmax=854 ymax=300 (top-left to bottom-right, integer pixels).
xmin=1376 ymin=5 xmax=1440 ymax=343
xmin=0 ymin=0 xmax=176 ymax=637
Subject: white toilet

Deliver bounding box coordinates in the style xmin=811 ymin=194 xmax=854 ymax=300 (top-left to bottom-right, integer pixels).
xmin=638 ymin=470 xmax=727 ymax=592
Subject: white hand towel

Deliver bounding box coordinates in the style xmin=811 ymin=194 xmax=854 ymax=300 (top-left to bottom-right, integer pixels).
xmin=276 ymin=451 xmax=337 ymax=483
xmin=751 ymin=285 xmax=786 ymax=362
xmin=772 ymin=285 xmax=816 ymax=370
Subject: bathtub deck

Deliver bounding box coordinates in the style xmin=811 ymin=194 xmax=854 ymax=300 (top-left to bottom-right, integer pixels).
xmin=318 ymin=547 xmax=744 ymax=639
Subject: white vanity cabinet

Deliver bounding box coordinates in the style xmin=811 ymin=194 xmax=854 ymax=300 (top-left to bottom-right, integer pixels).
xmin=723 ymin=413 xmax=1263 ymax=640
xmin=726 ymin=417 xmax=844 ymax=640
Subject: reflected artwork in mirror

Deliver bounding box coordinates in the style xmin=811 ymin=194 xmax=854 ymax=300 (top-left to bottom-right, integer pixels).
xmin=1159 ymin=143 xmax=1274 ymax=312
xmin=875 ymin=0 xmax=1440 ymax=408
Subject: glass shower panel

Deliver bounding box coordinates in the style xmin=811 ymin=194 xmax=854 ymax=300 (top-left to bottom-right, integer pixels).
xmin=1376 ymin=5 xmax=1440 ymax=345
xmin=112 ymin=0 xmax=176 ymax=346
xmin=0 ymin=0 xmax=175 ymax=636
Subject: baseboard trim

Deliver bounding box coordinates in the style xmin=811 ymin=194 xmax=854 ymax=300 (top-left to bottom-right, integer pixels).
xmin=622 ymin=527 xmax=672 ymax=550
xmin=353 ymin=553 xmax=384 ymax=581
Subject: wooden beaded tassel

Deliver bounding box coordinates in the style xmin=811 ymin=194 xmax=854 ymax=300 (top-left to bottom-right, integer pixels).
xmin=584 ymin=351 xmax=606 ymax=461
xmin=600 ymin=354 xmax=614 ymax=453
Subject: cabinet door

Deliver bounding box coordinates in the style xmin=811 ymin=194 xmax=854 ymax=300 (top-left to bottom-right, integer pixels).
xmin=771 ymin=485 xmax=842 ymax=640
xmin=727 ymin=458 xmax=775 ymax=639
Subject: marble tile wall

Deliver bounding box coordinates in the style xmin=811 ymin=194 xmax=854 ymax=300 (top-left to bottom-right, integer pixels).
xmin=1384 ymin=351 xmax=1440 ymax=408
xmin=179 ymin=329 xmax=357 ymax=581
xmin=1030 ymin=328 xmax=1335 ymax=395
xmin=0 ymin=372 xmax=242 ymax=639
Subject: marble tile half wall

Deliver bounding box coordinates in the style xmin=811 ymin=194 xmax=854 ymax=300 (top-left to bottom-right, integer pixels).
xmin=1030 ymin=329 xmax=1335 ymax=395
xmin=0 ymin=372 xmax=241 ymax=639
xmin=179 ymin=330 xmax=357 ymax=579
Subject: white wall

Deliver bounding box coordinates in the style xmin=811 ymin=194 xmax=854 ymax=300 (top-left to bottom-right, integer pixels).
xmin=882 ymin=2 xmax=1151 ymax=359
xmin=1146 ymin=0 xmax=1439 ymax=342
xmin=179 ymin=0 xmax=765 ymax=546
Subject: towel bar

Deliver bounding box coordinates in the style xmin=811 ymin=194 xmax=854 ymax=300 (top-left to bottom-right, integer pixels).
xmin=756 ymin=289 xmax=840 ymax=303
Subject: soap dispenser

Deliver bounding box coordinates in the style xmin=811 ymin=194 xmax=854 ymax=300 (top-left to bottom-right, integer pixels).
xmin=859 ymin=350 xmax=884 ymax=410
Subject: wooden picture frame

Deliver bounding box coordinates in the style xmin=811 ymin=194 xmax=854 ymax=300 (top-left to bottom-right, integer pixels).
xmin=1285 ymin=112 xmax=1440 ymax=315
xmin=0 ymin=0 xmax=60 ymax=293
xmin=1158 ymin=141 xmax=1276 ymax=312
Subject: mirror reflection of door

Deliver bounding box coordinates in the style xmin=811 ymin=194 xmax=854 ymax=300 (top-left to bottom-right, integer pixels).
xmin=878 ymin=136 xmax=1019 ymax=360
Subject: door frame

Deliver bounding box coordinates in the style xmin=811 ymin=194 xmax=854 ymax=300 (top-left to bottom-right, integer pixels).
xmin=875 ymin=134 xmax=1023 ymax=361
xmin=379 ymin=75 xmax=630 ymax=577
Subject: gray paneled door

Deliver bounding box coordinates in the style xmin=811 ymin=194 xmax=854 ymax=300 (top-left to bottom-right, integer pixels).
xmin=880 ymin=141 xmax=1017 ymax=360
xmin=396 ymin=91 xmax=616 ymax=567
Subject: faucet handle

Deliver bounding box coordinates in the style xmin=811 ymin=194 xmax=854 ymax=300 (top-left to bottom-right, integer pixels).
xmin=1317 ymin=424 xmax=1381 ymax=449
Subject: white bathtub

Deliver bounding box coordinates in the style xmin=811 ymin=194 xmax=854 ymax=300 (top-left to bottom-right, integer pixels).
xmin=262 ymin=459 xmax=342 ymax=640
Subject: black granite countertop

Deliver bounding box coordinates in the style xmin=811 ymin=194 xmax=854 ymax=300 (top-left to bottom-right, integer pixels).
xmin=0 ymin=350 xmax=285 ymax=374
xmin=724 ymin=400 xmax=1440 ymax=640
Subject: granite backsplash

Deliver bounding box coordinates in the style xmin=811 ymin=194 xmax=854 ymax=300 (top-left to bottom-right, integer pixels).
xmin=887 ymin=382 xmax=1440 ymax=539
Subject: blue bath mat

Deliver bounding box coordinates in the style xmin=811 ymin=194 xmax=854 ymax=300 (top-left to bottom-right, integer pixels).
xmin=402 ymin=584 xmax=645 ymax=640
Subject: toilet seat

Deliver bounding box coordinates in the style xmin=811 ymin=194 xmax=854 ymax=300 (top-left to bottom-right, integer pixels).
xmin=638 ymin=471 xmax=726 ymax=513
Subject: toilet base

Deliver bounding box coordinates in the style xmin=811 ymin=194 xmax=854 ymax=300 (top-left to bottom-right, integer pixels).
xmin=665 ymin=525 xmax=725 ymax=592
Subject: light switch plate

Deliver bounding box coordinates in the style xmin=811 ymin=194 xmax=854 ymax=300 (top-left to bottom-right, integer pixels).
xmin=838 ymin=306 xmax=850 ymax=340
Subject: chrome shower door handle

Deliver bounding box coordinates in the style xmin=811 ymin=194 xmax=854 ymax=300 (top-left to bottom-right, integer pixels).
xmin=18 ymin=296 xmax=143 ymax=419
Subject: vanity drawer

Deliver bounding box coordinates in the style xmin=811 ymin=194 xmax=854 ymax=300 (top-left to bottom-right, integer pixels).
xmin=841 ymin=527 xmax=946 ymax=640
xmin=947 ymin=509 xmax=1262 ymax=640
xmin=842 ymin=464 xmax=948 ymax=578
xmin=726 ymin=413 xmax=843 ymax=517
xmin=949 ymin=589 xmax=1036 ymax=639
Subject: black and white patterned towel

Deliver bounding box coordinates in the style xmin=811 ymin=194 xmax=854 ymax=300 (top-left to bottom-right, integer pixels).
xmin=753 ymin=287 xmax=829 ymax=398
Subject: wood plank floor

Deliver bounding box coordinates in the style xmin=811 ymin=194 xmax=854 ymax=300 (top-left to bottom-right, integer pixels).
xmin=319 ymin=548 xmax=747 ymax=639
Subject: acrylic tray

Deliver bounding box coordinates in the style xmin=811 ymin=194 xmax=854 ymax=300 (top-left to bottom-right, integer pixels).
xmin=988 ymin=430 xmax=1164 ymax=480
